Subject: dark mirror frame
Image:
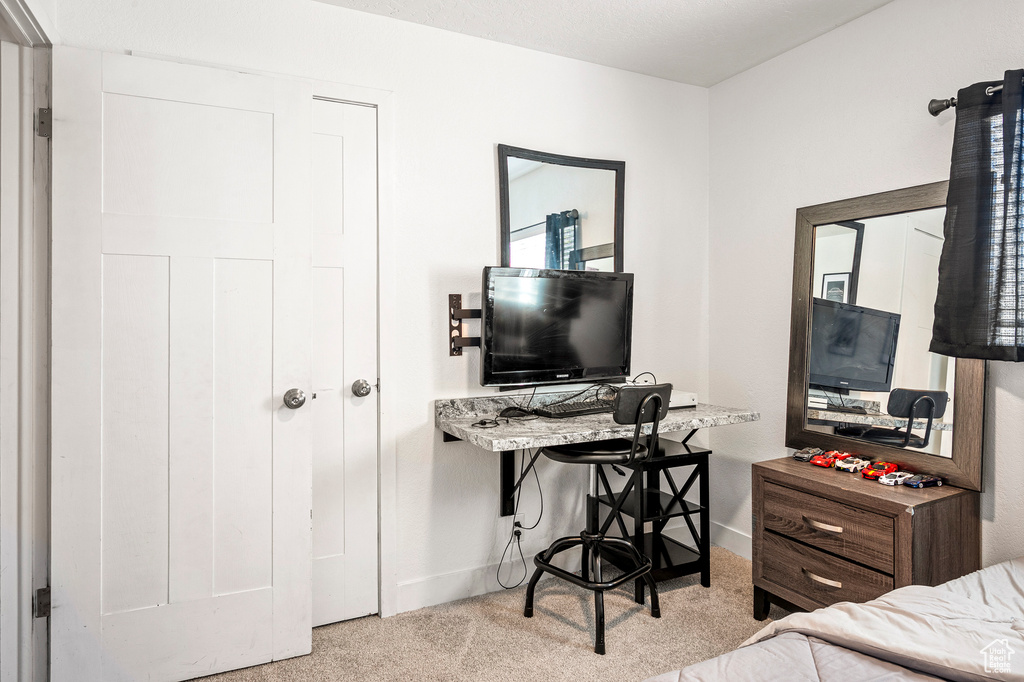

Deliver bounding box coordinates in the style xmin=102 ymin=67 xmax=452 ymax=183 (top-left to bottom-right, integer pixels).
xmin=497 ymin=144 xmax=625 ymax=271
xmin=786 ymin=181 xmax=985 ymax=491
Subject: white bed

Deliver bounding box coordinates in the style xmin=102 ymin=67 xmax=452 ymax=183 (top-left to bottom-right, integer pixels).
xmin=648 ymin=557 xmax=1024 ymax=681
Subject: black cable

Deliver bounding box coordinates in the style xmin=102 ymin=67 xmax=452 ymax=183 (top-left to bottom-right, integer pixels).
xmin=541 ymin=384 xmax=596 ymax=407
xmin=516 ymin=448 xmax=543 ymax=530
xmin=496 ymin=452 xmax=530 ymax=589
xmin=541 ymin=381 xmax=620 ymax=409
xmin=631 ymin=371 xmax=657 ymax=384
xmin=496 ymin=527 xmax=527 ymax=589
xmin=496 ymin=448 xmax=544 ymax=588
xmin=822 ymin=389 xmax=848 ymax=409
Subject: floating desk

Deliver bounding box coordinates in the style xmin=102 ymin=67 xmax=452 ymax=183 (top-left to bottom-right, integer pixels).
xmin=807 ymin=408 xmax=953 ymax=432
xmin=435 ymin=395 xmax=759 ymax=514
xmin=436 ymin=394 xmax=758 ymax=587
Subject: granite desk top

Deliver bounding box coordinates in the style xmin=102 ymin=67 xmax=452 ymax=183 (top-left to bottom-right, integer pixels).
xmin=435 ymin=393 xmax=759 ymax=452
xmin=806 ymin=408 xmax=953 ymax=432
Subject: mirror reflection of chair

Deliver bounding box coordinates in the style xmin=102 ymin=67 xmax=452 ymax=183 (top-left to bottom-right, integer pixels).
xmin=523 ymin=383 xmax=671 ymax=655
xmin=858 ymin=388 xmax=948 ymax=449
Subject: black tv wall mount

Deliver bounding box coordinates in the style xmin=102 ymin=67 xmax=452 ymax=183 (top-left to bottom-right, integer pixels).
xmin=449 ymin=294 xmax=480 ymax=356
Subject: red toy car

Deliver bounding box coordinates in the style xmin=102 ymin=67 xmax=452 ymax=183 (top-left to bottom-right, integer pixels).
xmin=861 ymin=461 xmax=898 ymax=480
xmin=810 ymin=451 xmax=852 ymax=468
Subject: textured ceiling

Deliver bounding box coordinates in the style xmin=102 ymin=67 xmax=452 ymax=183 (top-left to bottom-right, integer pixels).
xmin=317 ymin=0 xmax=895 ymax=86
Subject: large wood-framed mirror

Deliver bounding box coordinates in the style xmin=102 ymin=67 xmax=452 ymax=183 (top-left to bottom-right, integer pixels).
xmin=786 ymin=181 xmax=985 ymax=490
xmin=497 ymin=144 xmax=624 ymax=272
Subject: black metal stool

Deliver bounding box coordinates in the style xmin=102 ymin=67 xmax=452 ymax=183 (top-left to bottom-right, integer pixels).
xmin=523 ymin=384 xmax=670 ymax=654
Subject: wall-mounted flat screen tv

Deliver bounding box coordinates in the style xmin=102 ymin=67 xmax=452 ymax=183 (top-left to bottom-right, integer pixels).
xmin=809 ymin=297 xmax=901 ymax=394
xmin=480 ymin=267 xmax=633 ymax=387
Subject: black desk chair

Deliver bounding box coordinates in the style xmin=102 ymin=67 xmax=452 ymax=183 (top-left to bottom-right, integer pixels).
xmin=523 ymin=383 xmax=671 ymax=654
xmin=858 ymin=388 xmax=948 ymax=449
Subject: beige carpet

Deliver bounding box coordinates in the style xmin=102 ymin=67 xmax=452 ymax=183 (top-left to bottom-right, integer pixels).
xmin=200 ymin=547 xmax=789 ymax=681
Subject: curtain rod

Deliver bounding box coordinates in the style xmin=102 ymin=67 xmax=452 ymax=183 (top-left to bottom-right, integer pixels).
xmin=929 ymin=77 xmax=1023 ymax=116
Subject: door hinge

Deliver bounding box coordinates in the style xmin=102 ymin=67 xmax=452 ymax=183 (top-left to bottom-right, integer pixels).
xmin=34 ymin=587 xmax=50 ymax=618
xmin=37 ymin=108 xmax=51 ymax=138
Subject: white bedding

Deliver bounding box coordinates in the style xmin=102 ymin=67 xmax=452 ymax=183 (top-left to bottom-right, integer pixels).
xmin=649 ymin=557 xmax=1024 ymax=682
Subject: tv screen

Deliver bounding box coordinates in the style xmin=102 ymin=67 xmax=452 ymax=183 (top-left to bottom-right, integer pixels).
xmin=809 ymin=297 xmax=901 ymax=393
xmin=481 ymin=267 xmax=633 ymax=387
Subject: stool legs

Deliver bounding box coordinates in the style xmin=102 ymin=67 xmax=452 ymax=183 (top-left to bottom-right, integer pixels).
xmin=524 ymin=537 xmax=579 ymax=618
xmin=523 ymin=566 xmax=542 ymax=618
xmin=523 ymin=531 xmax=659 ymax=655
xmin=591 ymin=546 xmax=605 ymax=655
xmin=645 ymin=571 xmax=661 ymax=618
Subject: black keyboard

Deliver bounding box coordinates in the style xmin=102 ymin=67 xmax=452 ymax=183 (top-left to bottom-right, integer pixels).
xmin=822 ymin=404 xmax=867 ymax=414
xmin=533 ymin=400 xmax=614 ymax=419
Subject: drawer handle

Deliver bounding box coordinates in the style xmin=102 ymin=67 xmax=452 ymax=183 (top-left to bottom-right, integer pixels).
xmin=802 ymin=568 xmax=843 ymax=589
xmin=803 ymin=516 xmax=843 ymax=534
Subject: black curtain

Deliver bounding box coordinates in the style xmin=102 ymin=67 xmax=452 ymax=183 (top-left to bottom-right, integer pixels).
xmin=544 ymin=210 xmax=580 ymax=269
xmin=931 ymin=69 xmax=1024 ymax=360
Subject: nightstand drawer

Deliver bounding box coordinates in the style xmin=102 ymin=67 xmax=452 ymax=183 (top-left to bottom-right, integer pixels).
xmin=762 ymin=532 xmax=894 ymax=606
xmin=763 ymin=481 xmax=893 ymax=572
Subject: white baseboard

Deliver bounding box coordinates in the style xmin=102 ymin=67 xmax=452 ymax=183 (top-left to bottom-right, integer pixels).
xmin=396 ymin=552 xmax=581 ymax=614
xmin=396 ymin=563 xmax=505 ymax=613
xmin=710 ymin=521 xmax=751 ymax=560
xmin=396 ymin=524 xmax=751 ymax=614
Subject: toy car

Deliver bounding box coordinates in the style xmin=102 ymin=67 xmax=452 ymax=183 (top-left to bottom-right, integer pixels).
xmin=834 ymin=456 xmax=871 ymax=473
xmin=810 ymin=451 xmax=852 ymax=467
xmin=809 ymin=453 xmax=833 ymax=467
xmin=878 ymin=471 xmax=913 ymax=486
xmin=861 ymin=461 xmax=898 ymax=480
xmin=793 ymin=447 xmax=823 ymax=462
xmin=904 ymin=474 xmax=943 ymax=488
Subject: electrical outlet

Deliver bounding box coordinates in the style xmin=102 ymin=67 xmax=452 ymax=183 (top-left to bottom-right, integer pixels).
xmin=513 ymin=512 xmax=527 ymax=528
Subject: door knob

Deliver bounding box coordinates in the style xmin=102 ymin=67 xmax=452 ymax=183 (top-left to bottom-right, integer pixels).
xmin=283 ymin=388 xmax=306 ymax=409
xmin=351 ymin=379 xmax=373 ymax=397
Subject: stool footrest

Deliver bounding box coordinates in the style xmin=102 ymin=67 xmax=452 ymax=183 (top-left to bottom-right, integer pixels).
xmin=533 ymin=554 xmax=651 ymax=591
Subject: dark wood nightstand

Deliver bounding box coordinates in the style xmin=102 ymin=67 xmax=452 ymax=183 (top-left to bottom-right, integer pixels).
xmin=752 ymin=457 xmax=980 ymax=619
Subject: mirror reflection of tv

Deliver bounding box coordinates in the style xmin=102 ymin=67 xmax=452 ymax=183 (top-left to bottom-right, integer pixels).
xmin=480 ymin=267 xmax=633 ymax=387
xmin=809 ymin=297 xmax=901 ymax=393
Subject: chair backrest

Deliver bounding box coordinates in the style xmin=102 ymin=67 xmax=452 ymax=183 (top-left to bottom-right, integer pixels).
xmin=613 ymin=383 xmax=672 ymax=463
xmin=612 ymin=383 xmax=673 ymax=425
xmin=882 ymin=388 xmax=948 ymax=448
xmin=887 ymin=389 xmax=948 ymax=419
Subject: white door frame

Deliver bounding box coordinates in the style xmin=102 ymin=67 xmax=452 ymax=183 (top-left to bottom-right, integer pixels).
xmin=0 ymin=34 xmax=50 ymax=682
xmin=0 ymin=3 xmax=53 ymax=679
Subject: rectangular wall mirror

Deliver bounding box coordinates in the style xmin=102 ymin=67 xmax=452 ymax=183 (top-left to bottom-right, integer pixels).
xmin=497 ymin=144 xmax=624 ymax=272
xmin=787 ymin=182 xmax=985 ymax=490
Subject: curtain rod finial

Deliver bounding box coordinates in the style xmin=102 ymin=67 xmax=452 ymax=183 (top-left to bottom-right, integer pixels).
xmin=929 ymin=97 xmax=956 ymax=116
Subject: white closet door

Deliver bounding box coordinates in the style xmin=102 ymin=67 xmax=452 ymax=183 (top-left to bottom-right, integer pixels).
xmin=50 ymin=47 xmax=313 ymax=682
xmin=311 ymin=98 xmax=379 ymax=626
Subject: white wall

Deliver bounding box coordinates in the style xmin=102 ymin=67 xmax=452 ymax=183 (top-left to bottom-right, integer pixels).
xmin=45 ymin=0 xmax=710 ymax=611
xmin=708 ymin=0 xmax=1024 ymax=566
xmin=509 ymin=164 xmax=616 ymax=251
xmin=811 ymin=226 xmax=857 ymax=298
